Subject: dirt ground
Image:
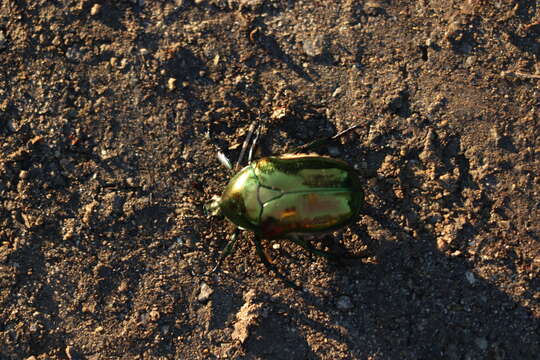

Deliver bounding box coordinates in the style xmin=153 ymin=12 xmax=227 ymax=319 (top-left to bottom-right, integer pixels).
xmin=0 ymin=0 xmax=539 ymax=359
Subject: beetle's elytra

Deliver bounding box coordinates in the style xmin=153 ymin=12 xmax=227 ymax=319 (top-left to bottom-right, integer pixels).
xmin=219 ymin=154 xmax=364 ymax=238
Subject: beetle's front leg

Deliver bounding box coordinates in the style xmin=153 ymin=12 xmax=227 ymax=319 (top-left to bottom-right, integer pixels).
xmin=253 ymin=236 xmax=300 ymax=289
xmin=208 ymin=229 xmax=240 ymax=274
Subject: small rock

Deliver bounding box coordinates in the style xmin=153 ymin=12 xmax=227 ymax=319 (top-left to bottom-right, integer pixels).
xmin=125 ymin=177 xmax=137 ymax=187
xmin=332 ymin=87 xmax=343 ymax=98
xmin=464 ymin=56 xmax=476 ymax=68
xmin=90 ymin=3 xmax=101 ymax=16
xmin=118 ymin=280 xmax=128 ymax=292
xmin=149 ymin=309 xmax=160 ymax=322
xmin=303 ymin=35 xmax=325 ymax=57
xmin=198 ymin=282 xmax=213 ymax=303
xmin=167 ymin=78 xmax=177 ymax=91
xmin=271 ymin=107 xmax=287 ymax=121
xmin=82 ymin=201 xmax=98 ymax=224
xmin=336 ymin=295 xmax=353 ymax=311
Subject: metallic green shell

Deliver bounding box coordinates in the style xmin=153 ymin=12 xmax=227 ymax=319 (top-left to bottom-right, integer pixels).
xmin=219 ymin=155 xmax=363 ymax=238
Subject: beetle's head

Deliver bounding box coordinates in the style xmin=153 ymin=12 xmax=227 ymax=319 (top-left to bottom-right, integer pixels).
xmin=204 ymin=195 xmax=222 ymax=217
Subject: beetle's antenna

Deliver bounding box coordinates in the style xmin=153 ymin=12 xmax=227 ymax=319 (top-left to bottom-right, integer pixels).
xmin=292 ymin=123 xmax=361 ymax=153
xmin=235 ymin=121 xmax=258 ymax=170
xmin=247 ymin=124 xmax=261 ymax=163
xmin=331 ymin=124 xmax=361 ymax=140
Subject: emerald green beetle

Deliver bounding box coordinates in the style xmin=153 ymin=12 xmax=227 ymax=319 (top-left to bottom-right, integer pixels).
xmin=206 ymin=123 xmax=366 ymax=288
xmin=220 ymin=155 xmax=363 ymax=239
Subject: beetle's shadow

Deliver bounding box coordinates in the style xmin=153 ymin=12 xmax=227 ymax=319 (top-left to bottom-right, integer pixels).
xmin=272 ymin=133 xmax=539 ymax=358
xmin=253 ymin=200 xmax=538 ymax=358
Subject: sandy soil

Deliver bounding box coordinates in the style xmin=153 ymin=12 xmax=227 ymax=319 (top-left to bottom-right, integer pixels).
xmin=0 ymin=0 xmax=539 ymax=359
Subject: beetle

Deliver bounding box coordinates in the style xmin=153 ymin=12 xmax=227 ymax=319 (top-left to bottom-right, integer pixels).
xmin=206 ymin=122 xmax=367 ymax=288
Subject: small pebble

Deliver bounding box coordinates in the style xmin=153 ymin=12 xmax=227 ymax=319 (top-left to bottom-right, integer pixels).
xmin=464 ymin=56 xmax=476 ymax=68
xmin=336 ymin=295 xmax=353 ymax=311
xmin=198 ymin=282 xmax=213 ymax=303
xmin=90 ymin=4 xmax=101 ymax=16
xmin=332 ymin=87 xmax=343 ymax=98
xmin=167 ymin=78 xmax=177 ymax=91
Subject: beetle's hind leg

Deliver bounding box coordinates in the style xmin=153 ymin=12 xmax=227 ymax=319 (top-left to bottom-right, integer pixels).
xmin=253 ymin=236 xmax=300 ymax=289
xmin=286 ymin=235 xmax=341 ymax=261
xmin=287 ymin=235 xmax=372 ymax=262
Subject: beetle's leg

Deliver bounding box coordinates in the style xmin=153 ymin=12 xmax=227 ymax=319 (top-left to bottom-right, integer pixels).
xmin=287 ymin=235 xmax=373 ymax=261
xmin=292 ymin=124 xmax=361 ymax=153
xmin=253 ymin=236 xmax=300 ymax=289
xmin=208 ymin=230 xmax=240 ymax=274
xmin=235 ymin=121 xmax=259 ymax=170
xmin=286 ymin=235 xmax=340 ymax=260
